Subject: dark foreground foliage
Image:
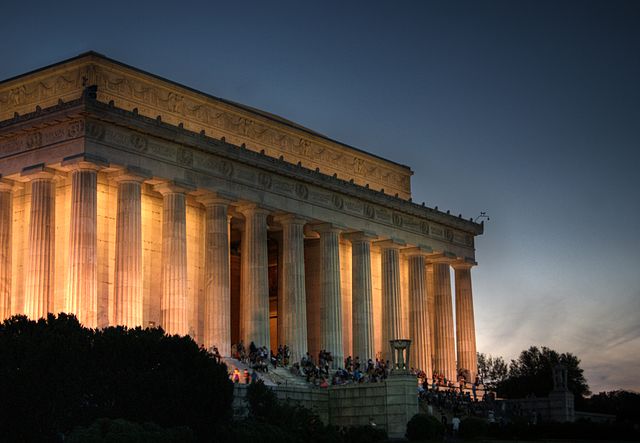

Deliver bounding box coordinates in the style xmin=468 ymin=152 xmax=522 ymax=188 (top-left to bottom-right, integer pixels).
xmin=0 ymin=314 xmax=233 ymax=442
xmin=484 ymin=419 xmax=640 ymax=441
xmin=67 ymin=418 xmax=195 ymax=442
xmin=405 ymin=413 xmax=445 ymax=441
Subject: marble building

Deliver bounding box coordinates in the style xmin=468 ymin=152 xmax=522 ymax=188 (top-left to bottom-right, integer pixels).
xmin=0 ymin=52 xmax=483 ymax=382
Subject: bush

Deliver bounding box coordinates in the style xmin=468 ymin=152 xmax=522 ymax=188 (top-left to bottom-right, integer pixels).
xmin=342 ymin=425 xmax=387 ymax=443
xmin=459 ymin=417 xmax=488 ymax=439
xmin=405 ymin=413 xmax=445 ymax=441
xmin=0 ymin=314 xmax=233 ymax=441
xmin=67 ymin=418 xmax=195 ymax=443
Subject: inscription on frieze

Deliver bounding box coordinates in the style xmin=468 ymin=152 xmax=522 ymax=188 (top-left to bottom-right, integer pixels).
xmin=0 ymin=119 xmax=85 ymax=157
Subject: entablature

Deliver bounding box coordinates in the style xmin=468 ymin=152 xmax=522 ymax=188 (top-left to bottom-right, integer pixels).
xmin=0 ymin=96 xmax=483 ymax=260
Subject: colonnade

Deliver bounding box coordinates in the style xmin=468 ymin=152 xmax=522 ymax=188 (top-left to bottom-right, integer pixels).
xmin=0 ymin=165 xmax=478 ymax=381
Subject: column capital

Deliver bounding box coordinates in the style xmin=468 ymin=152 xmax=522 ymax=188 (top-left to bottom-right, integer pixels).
xmin=343 ymin=231 xmax=378 ymax=243
xmin=374 ymin=238 xmax=406 ymax=250
xmin=236 ymin=202 xmax=271 ymax=216
xmin=403 ymin=245 xmax=433 ymax=257
xmin=109 ymin=166 xmax=152 ymax=184
xmin=61 ymin=153 xmax=109 ymax=171
xmin=426 ymin=251 xmax=457 ymax=264
xmin=309 ymin=222 xmax=345 ymax=235
xmin=153 ymin=180 xmax=195 ymax=196
xmin=452 ymin=258 xmax=477 ymax=270
xmin=20 ymin=163 xmax=58 ymax=181
xmin=0 ymin=178 xmax=21 ymax=192
xmin=272 ymin=213 xmax=308 ymax=226
xmin=197 ymin=191 xmax=236 ymax=208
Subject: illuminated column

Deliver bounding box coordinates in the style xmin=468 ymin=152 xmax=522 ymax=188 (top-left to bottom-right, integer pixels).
xmin=454 ymin=260 xmax=478 ymax=382
xmin=66 ymin=164 xmax=99 ymax=327
xmin=155 ymin=182 xmax=190 ymax=336
xmin=315 ymin=223 xmax=343 ymax=368
xmin=426 ymin=264 xmax=436 ymax=369
xmin=238 ymin=204 xmax=270 ymax=349
xmin=113 ymin=172 xmax=145 ymax=327
xmin=348 ymin=233 xmax=375 ymax=362
xmin=379 ymin=241 xmax=403 ymax=362
xmin=24 ymin=170 xmax=55 ymax=320
xmin=275 ymin=214 xmax=308 ymax=363
xmin=200 ymin=195 xmax=232 ymax=356
xmin=431 ymin=258 xmax=456 ymax=381
xmin=0 ymin=181 xmax=13 ymax=320
xmin=406 ymin=248 xmax=432 ymax=375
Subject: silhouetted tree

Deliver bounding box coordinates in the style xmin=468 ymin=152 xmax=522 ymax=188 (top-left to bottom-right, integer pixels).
xmin=582 ymin=390 xmax=640 ymax=423
xmin=497 ymin=346 xmax=590 ymax=400
xmin=476 ymin=352 xmax=508 ymax=390
xmin=0 ymin=314 xmax=233 ymax=442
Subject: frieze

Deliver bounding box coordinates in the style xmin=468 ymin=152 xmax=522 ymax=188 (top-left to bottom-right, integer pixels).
xmin=0 ymin=119 xmax=84 ymax=157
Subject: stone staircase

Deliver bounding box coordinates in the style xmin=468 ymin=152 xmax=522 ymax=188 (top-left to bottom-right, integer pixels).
xmin=223 ymin=357 xmax=312 ymax=388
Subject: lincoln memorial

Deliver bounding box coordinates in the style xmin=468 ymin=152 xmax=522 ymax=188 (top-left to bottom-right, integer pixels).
xmin=0 ymin=52 xmax=483 ymax=382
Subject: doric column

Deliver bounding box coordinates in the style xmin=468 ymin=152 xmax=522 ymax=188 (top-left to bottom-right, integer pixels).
xmin=405 ymin=248 xmax=432 ymax=376
xmin=0 ymin=181 xmax=13 ymax=320
xmin=379 ymin=240 xmax=404 ymax=362
xmin=155 ymin=182 xmax=190 ymax=336
xmin=238 ymin=204 xmax=270 ymax=349
xmin=454 ymin=260 xmax=478 ymax=382
xmin=346 ymin=232 xmax=375 ymax=362
xmin=200 ymin=195 xmax=232 ymax=356
xmin=23 ymin=169 xmax=55 ymax=320
xmin=113 ymin=171 xmax=146 ymax=327
xmin=65 ymin=163 xmax=100 ymax=328
xmin=315 ymin=223 xmax=343 ymax=368
xmin=430 ymin=257 xmax=456 ymax=381
xmin=275 ymin=214 xmax=308 ymax=363
xmin=426 ymin=264 xmax=436 ymax=369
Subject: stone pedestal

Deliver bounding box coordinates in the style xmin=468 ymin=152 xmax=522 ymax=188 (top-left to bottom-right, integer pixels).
xmin=0 ymin=182 xmax=13 ymax=319
xmin=113 ymin=172 xmax=145 ymax=327
xmin=431 ymin=261 xmax=456 ymax=381
xmin=276 ymin=214 xmax=308 ymax=363
xmin=454 ymin=261 xmax=477 ymax=382
xmin=315 ymin=224 xmax=343 ymax=368
xmin=349 ymin=233 xmax=375 ymax=362
xmin=155 ymin=183 xmax=190 ymax=336
xmin=66 ymin=166 xmax=99 ymax=328
xmin=238 ymin=204 xmax=270 ymax=349
xmin=24 ymin=171 xmax=55 ymax=320
xmin=201 ymin=196 xmax=232 ymax=355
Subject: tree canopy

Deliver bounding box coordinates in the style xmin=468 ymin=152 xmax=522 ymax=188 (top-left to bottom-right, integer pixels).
xmin=476 ymin=352 xmax=508 ymax=390
xmin=496 ymin=346 xmax=590 ymax=399
xmin=0 ymin=314 xmax=233 ymax=442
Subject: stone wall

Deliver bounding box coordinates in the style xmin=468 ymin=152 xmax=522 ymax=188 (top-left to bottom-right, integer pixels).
xmin=232 ymin=375 xmax=418 ymax=439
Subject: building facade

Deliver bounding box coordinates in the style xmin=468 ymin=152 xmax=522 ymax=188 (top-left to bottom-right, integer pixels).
xmin=0 ymin=52 xmax=483 ymax=381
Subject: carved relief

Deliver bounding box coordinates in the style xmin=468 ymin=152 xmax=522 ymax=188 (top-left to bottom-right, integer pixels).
xmin=177 ymin=147 xmax=193 ymax=166
xmin=25 ymin=132 xmax=42 ymax=149
xmin=445 ymin=229 xmax=454 ymax=242
xmin=364 ymin=204 xmax=375 ymax=219
xmin=392 ymin=213 xmax=403 ymax=227
xmin=295 ymin=183 xmax=308 ymax=200
xmin=129 ymin=134 xmax=148 ymax=152
xmin=257 ymin=172 xmax=272 ymax=189
xmin=420 ymin=221 xmax=430 ymax=235
xmin=332 ymin=194 xmax=344 ymax=210
xmin=66 ymin=120 xmax=84 ymax=138
xmin=86 ymin=122 xmax=105 ymax=140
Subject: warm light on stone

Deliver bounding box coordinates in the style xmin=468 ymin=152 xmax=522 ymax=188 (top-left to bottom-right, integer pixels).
xmin=0 ymin=53 xmax=482 ymax=380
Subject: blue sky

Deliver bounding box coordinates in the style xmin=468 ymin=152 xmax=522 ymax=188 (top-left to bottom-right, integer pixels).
xmin=1 ymin=0 xmax=638 ymax=393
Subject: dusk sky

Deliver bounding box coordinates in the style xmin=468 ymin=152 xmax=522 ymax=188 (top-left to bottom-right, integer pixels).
xmin=1 ymin=0 xmax=638 ymax=393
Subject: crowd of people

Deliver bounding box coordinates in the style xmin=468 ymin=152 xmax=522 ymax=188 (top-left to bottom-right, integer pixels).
xmin=418 ymin=373 xmax=495 ymax=420
xmin=286 ymin=352 xmax=392 ymax=387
